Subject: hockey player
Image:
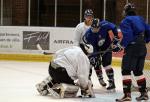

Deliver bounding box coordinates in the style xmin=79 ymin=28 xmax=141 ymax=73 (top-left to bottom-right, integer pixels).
xmin=74 ymin=9 xmax=94 ymax=46
xmin=36 ymin=44 xmax=95 ymax=98
xmin=116 ymin=3 xmax=150 ymax=102
xmin=84 ymin=18 xmax=123 ymax=91
xmin=74 ymin=9 xmax=107 ymax=87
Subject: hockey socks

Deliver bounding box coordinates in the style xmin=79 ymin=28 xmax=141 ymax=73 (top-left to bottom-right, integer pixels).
xmin=136 ymin=75 xmax=146 ymax=93
xmin=105 ymin=67 xmax=115 ymax=90
xmin=136 ymin=75 xmax=149 ymax=101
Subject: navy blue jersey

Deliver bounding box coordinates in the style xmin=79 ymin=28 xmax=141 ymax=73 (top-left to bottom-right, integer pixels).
xmin=100 ymin=20 xmax=118 ymax=36
xmin=84 ymin=20 xmax=118 ymax=52
xmin=120 ymin=16 xmax=150 ymax=47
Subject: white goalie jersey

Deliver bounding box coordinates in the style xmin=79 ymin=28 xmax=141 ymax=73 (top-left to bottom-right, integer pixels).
xmin=73 ymin=22 xmax=90 ymax=46
xmin=53 ymin=46 xmax=90 ymax=89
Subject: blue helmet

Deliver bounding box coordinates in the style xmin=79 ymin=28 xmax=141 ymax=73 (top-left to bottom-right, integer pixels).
xmin=84 ymin=9 xmax=94 ymax=18
xmin=91 ymin=18 xmax=100 ymax=28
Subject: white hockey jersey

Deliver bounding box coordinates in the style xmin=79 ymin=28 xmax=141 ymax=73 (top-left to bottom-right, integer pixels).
xmin=73 ymin=22 xmax=90 ymax=46
xmin=53 ymin=46 xmax=90 ymax=89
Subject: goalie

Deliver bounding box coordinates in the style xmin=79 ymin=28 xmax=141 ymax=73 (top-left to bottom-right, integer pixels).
xmin=36 ymin=44 xmax=95 ymax=98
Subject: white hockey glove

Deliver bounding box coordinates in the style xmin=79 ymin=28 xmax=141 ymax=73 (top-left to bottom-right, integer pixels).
xmin=81 ymin=80 xmax=95 ymax=98
xmin=74 ymin=79 xmax=95 ymax=98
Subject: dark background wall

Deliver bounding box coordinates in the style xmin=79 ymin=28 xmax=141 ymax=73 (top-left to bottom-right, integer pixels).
xmin=1 ymin=0 xmax=150 ymax=26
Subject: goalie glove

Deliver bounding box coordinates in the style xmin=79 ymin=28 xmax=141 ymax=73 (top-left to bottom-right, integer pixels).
xmin=74 ymin=79 xmax=95 ymax=98
xmin=81 ymin=80 xmax=95 ymax=98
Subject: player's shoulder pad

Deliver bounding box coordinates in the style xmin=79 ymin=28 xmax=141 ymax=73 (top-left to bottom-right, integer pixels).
xmin=100 ymin=20 xmax=116 ymax=30
xmin=76 ymin=22 xmax=84 ymax=29
xmin=138 ymin=16 xmax=146 ymax=22
xmin=121 ymin=16 xmax=131 ymax=24
xmin=100 ymin=20 xmax=109 ymax=27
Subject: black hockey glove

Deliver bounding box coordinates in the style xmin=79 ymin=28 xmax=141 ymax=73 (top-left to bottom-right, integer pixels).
xmin=112 ymin=42 xmax=123 ymax=52
xmin=112 ymin=37 xmax=123 ymax=52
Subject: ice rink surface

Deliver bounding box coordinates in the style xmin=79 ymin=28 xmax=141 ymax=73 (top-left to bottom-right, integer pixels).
xmin=0 ymin=61 xmax=149 ymax=102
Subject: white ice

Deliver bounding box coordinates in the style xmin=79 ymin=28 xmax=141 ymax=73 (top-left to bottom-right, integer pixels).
xmin=0 ymin=61 xmax=149 ymax=102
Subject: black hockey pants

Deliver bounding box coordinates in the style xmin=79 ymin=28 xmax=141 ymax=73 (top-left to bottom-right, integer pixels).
xmin=122 ymin=34 xmax=147 ymax=76
xmin=48 ymin=62 xmax=74 ymax=85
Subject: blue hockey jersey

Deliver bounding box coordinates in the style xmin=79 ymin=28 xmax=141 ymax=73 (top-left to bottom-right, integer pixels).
xmin=84 ymin=20 xmax=118 ymax=52
xmin=120 ymin=16 xmax=150 ymax=47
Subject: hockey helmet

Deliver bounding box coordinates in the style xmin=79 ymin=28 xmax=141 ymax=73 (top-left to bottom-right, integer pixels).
xmin=91 ymin=18 xmax=100 ymax=33
xmin=123 ymin=3 xmax=136 ymax=16
xmin=84 ymin=9 xmax=94 ymax=19
xmin=91 ymin=18 xmax=100 ymax=28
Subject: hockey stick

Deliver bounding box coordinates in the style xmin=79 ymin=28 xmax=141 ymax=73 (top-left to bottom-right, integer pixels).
xmin=36 ymin=43 xmax=44 ymax=54
xmin=36 ymin=43 xmax=54 ymax=55
xmin=88 ymin=37 xmax=123 ymax=57
xmin=88 ymin=48 xmax=112 ymax=57
xmin=88 ymin=45 xmax=113 ymax=57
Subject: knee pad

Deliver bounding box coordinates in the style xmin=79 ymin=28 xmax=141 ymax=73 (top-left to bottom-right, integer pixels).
xmin=122 ymin=69 xmax=131 ymax=75
xmin=133 ymin=71 xmax=143 ymax=76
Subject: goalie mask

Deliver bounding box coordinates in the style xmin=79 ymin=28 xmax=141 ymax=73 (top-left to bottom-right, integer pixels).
xmin=80 ymin=43 xmax=93 ymax=55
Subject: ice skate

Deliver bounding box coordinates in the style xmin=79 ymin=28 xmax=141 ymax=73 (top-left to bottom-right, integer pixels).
xmin=107 ymin=80 xmax=116 ymax=92
xmin=136 ymin=92 xmax=149 ymax=101
xmin=99 ymin=78 xmax=107 ymax=87
xmin=116 ymin=93 xmax=131 ymax=102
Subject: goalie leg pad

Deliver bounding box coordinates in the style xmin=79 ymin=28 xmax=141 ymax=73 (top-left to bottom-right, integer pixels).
xmin=50 ymin=83 xmax=79 ymax=98
xmin=61 ymin=83 xmax=79 ymax=98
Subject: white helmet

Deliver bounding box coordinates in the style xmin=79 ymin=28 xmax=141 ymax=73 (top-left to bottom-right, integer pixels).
xmin=80 ymin=43 xmax=93 ymax=54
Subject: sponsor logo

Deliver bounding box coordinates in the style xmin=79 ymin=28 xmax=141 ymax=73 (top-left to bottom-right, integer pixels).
xmin=54 ymin=40 xmax=73 ymax=44
xmin=23 ymin=31 xmax=50 ymax=50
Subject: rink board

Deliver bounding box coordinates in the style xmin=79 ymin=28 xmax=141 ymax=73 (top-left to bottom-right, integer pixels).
xmin=0 ymin=53 xmax=149 ymax=70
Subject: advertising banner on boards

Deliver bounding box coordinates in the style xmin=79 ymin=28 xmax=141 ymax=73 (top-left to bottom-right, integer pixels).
xmin=0 ymin=26 xmax=74 ymax=54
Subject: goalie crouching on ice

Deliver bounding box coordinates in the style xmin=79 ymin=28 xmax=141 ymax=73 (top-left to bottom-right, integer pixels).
xmin=36 ymin=44 xmax=95 ymax=98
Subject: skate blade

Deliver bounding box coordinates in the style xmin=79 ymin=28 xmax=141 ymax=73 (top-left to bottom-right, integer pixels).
xmin=116 ymin=100 xmax=131 ymax=102
xmin=77 ymin=95 xmax=94 ymax=98
xmin=136 ymin=99 xmax=149 ymax=102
